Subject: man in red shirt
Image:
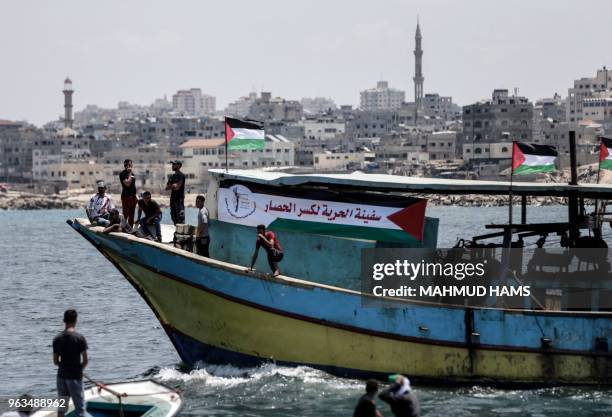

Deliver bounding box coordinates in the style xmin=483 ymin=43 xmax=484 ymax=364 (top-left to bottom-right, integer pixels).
xmin=248 ymin=224 xmax=283 ymax=276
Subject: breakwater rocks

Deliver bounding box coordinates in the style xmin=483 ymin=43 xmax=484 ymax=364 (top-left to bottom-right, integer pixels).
xmin=424 ymin=194 xmax=563 ymax=207
xmin=0 ymin=193 xmax=82 ymax=210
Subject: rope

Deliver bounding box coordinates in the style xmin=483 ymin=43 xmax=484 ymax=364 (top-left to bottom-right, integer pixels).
xmin=83 ymin=374 xmax=127 ymax=417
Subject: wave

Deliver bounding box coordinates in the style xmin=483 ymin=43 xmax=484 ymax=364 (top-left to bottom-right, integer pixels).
xmin=154 ymin=362 xmax=361 ymax=390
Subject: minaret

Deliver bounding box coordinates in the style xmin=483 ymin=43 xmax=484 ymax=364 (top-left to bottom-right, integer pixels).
xmin=413 ymin=19 xmax=424 ymax=124
xmin=63 ymin=77 xmax=74 ymax=128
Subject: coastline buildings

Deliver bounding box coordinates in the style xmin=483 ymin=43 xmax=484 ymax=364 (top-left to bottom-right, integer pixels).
xmin=567 ymin=67 xmax=612 ymax=123
xmin=180 ymin=136 xmax=294 ymax=187
xmin=360 ymin=81 xmax=405 ymax=111
xmin=172 ymin=88 xmax=216 ymax=116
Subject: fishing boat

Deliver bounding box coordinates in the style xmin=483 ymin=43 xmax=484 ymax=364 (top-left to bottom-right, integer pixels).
xmin=31 ymin=379 xmax=182 ymax=417
xmin=68 ymin=152 xmax=612 ymax=386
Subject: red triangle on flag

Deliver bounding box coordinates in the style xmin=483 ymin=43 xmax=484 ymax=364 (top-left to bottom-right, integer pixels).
xmin=225 ymin=121 xmax=235 ymax=143
xmin=387 ymin=200 xmax=427 ymax=241
xmin=600 ymin=142 xmax=609 ymax=162
xmin=512 ymin=142 xmax=525 ymax=171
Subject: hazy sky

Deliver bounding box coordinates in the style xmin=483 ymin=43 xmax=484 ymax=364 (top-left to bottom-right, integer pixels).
xmin=2 ymin=0 xmax=611 ymax=125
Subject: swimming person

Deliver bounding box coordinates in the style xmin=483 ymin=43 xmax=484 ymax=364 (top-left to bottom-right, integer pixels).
xmin=379 ymin=375 xmax=420 ymax=417
xmin=53 ymin=310 xmax=88 ymax=417
xmin=353 ymin=379 xmax=384 ymax=417
xmin=247 ymin=224 xmax=283 ymax=277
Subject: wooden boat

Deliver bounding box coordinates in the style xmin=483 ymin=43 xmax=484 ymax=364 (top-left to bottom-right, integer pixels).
xmin=31 ymin=379 xmax=182 ymax=417
xmin=68 ymin=167 xmax=612 ymax=386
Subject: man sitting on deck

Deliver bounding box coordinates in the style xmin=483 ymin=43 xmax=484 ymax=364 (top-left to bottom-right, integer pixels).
xmin=85 ymin=181 xmax=114 ymax=226
xmin=102 ymin=208 xmax=132 ymax=234
xmin=137 ymin=191 xmax=162 ymax=241
xmin=247 ymin=224 xmax=283 ymax=277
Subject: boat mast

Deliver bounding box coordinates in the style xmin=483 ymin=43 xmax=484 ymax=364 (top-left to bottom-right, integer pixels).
xmin=568 ymin=130 xmax=580 ymax=246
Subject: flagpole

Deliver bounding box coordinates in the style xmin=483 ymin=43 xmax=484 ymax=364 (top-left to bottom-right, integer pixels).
xmin=595 ymin=137 xmax=602 ymax=231
xmin=509 ymin=142 xmax=515 ymax=228
xmin=224 ymin=117 xmax=229 ymax=173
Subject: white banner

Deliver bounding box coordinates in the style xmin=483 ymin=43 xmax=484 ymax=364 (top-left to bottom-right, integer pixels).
xmin=217 ymin=184 xmax=419 ymax=232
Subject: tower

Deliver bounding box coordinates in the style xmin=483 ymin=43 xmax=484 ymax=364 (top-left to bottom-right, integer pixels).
xmin=413 ymin=19 xmax=424 ymax=124
xmin=63 ymin=77 xmax=74 ymax=129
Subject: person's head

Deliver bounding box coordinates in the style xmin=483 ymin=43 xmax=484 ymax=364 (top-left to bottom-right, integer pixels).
xmin=142 ymin=191 xmax=151 ymax=203
xmin=256 ymin=224 xmax=266 ymax=234
xmin=63 ymin=309 xmax=78 ymax=326
xmin=388 ymin=374 xmax=410 ymax=391
xmin=170 ymin=160 xmax=182 ymax=172
xmin=109 ymin=208 xmax=119 ymax=219
xmin=124 ymin=159 xmax=133 ymax=170
xmin=97 ymin=181 xmax=106 ymax=196
xmin=196 ymin=195 xmax=205 ymax=209
xmin=365 ymin=379 xmax=379 ymax=395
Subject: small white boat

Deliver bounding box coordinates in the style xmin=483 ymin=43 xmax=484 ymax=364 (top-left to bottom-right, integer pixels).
xmin=31 ymin=379 xmax=182 ymax=417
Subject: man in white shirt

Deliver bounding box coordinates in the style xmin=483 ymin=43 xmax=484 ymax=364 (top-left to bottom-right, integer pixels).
xmin=85 ymin=181 xmax=114 ymax=226
xmin=195 ymin=195 xmax=210 ymax=257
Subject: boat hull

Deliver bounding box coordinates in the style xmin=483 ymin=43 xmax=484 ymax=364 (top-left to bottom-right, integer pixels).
xmin=70 ymin=220 xmax=612 ymax=386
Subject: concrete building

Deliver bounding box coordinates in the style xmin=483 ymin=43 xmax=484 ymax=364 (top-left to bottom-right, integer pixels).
xmin=248 ymin=92 xmax=303 ymax=122
xmin=360 ymin=81 xmax=405 ymax=111
xmin=462 ymin=89 xmax=533 ymax=143
xmin=462 ymin=142 xmax=513 ymax=162
xmin=301 ymin=116 xmax=345 ymax=141
xmin=535 ymin=94 xmax=566 ymax=122
xmin=172 ymin=88 xmax=216 ymax=116
xmin=426 ymin=131 xmax=457 ymax=161
xmin=313 ymin=151 xmax=375 ymax=171
xmin=423 ymin=94 xmax=457 ymax=120
xmin=567 ymin=67 xmax=612 ymax=122
xmin=225 ymin=92 xmax=258 ymax=118
xmin=301 ymin=97 xmax=337 ymax=114
xmin=180 ymin=136 xmax=295 ymax=187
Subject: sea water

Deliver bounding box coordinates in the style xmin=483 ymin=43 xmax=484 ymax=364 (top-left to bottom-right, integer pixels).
xmin=0 ymin=207 xmax=611 ymax=417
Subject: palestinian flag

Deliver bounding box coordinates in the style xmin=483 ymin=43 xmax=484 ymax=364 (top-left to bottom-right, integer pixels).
xmin=512 ymin=142 xmax=557 ymax=175
xmin=225 ymin=117 xmax=265 ymax=151
xmin=599 ymin=137 xmax=612 ymax=170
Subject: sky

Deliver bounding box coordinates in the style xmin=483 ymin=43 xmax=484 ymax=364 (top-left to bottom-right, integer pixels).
xmin=1 ymin=0 xmax=611 ymax=126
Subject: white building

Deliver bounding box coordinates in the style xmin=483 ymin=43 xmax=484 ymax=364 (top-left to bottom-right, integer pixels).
xmin=172 ymin=88 xmax=216 ymax=116
xmin=225 ymin=92 xmax=258 ymax=117
xmin=300 ymin=117 xmax=345 ymax=141
xmin=360 ymin=81 xmax=405 ymax=111
xmin=313 ymin=151 xmax=375 ymax=171
xmin=180 ymin=136 xmax=295 ymax=187
xmin=567 ymin=67 xmax=612 ymax=122
xmin=301 ymin=97 xmax=337 ymax=114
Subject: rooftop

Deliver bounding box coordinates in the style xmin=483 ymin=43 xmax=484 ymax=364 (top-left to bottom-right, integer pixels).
xmin=209 ymin=169 xmax=612 ymax=198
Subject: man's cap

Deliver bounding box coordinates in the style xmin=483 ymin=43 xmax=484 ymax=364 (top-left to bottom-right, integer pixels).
xmin=110 ymin=208 xmax=119 ymax=215
xmin=388 ymin=374 xmax=401 ymax=382
xmin=169 ymin=160 xmax=183 ymax=166
xmin=97 ymin=181 xmax=107 ymax=188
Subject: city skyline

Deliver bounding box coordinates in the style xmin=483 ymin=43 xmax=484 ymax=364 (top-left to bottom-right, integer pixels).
xmin=2 ymin=0 xmax=611 ymax=125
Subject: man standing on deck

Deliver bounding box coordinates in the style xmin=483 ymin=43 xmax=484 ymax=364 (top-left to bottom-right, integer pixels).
xmin=166 ymin=160 xmax=185 ymax=225
xmin=195 ymin=195 xmax=210 ymax=257
xmin=247 ymin=224 xmax=283 ymax=276
xmin=53 ymin=309 xmax=88 ymax=417
xmin=85 ymin=181 xmax=114 ymax=226
xmin=119 ymin=159 xmax=137 ymax=226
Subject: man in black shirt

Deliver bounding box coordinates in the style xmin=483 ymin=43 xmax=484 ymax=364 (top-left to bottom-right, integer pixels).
xmin=137 ymin=191 xmax=163 ymax=241
xmin=353 ymin=379 xmax=383 ymax=417
xmin=166 ymin=160 xmax=185 ymax=225
xmin=119 ymin=159 xmax=137 ymax=226
xmin=53 ymin=309 xmax=88 ymax=417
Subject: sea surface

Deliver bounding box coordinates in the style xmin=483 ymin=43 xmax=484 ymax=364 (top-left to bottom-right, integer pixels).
xmin=1 ymin=206 xmax=612 ymax=417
